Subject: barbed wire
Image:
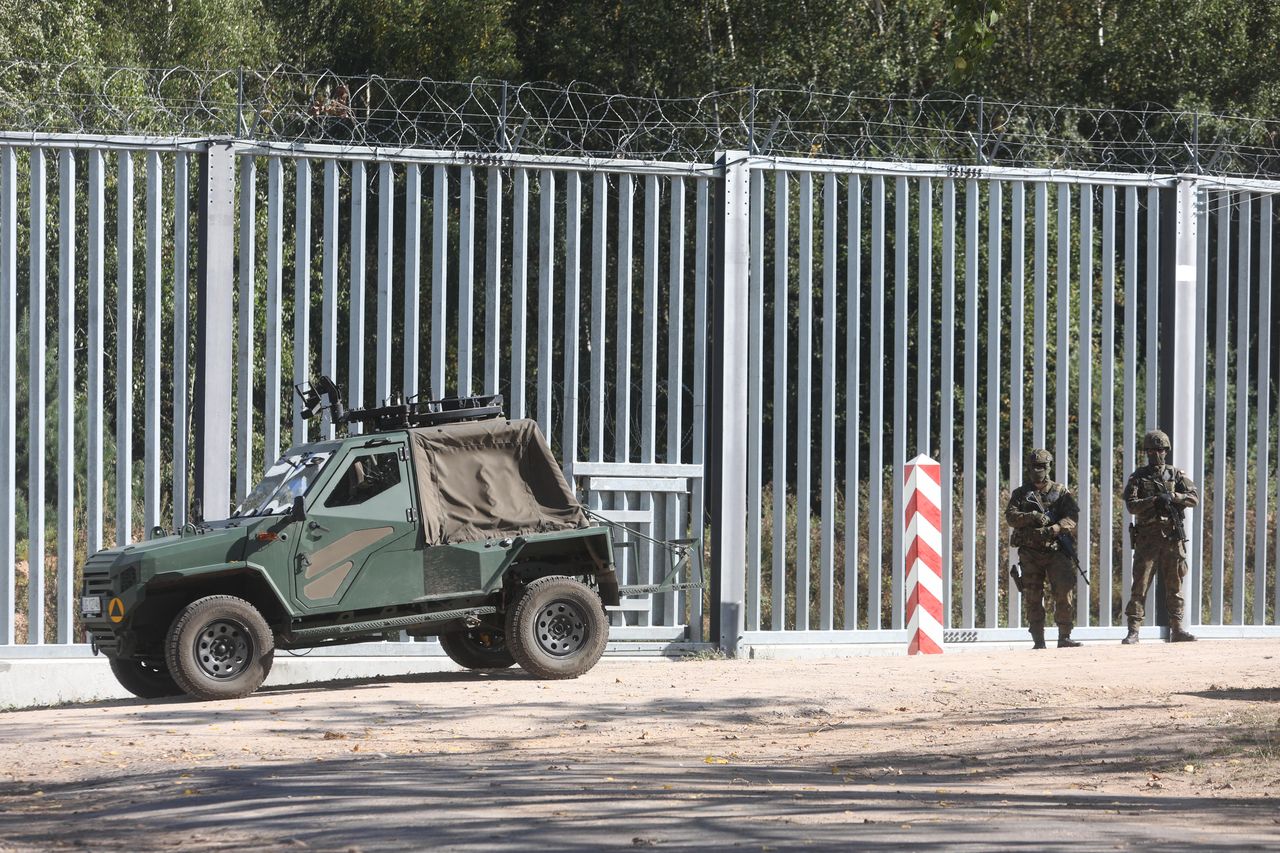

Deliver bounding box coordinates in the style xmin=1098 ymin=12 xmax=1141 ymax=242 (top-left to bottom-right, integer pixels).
xmin=3 ymin=61 xmax=1280 ymax=177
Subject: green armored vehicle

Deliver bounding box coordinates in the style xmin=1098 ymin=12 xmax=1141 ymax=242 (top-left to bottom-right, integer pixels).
xmin=79 ymin=382 xmax=671 ymax=702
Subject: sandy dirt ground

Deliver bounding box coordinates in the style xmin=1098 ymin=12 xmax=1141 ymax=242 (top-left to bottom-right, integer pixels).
xmin=1 ymin=640 xmax=1278 ymax=851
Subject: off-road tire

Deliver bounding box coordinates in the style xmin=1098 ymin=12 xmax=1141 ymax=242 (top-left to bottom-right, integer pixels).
xmin=109 ymin=656 xmax=182 ymax=699
xmin=165 ymin=595 xmax=275 ymax=701
xmin=505 ymin=576 xmax=609 ymax=679
xmin=438 ymin=628 xmax=517 ymax=670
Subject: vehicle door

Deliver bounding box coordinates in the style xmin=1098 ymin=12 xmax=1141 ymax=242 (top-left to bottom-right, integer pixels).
xmin=291 ymin=440 xmax=421 ymax=611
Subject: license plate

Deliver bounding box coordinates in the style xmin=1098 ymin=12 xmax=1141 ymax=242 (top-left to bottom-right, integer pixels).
xmin=80 ymin=595 xmax=103 ymax=617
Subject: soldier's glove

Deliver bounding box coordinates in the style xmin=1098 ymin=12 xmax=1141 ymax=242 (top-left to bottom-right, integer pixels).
xmin=1157 ymin=492 xmax=1175 ymax=511
xmin=1057 ymin=517 xmax=1077 ymax=534
xmin=1032 ymin=512 xmax=1050 ymax=527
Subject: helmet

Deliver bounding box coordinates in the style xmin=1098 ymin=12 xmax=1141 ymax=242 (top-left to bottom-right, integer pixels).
xmin=1142 ymin=430 xmax=1171 ymax=452
xmin=1025 ymin=448 xmax=1053 ymax=467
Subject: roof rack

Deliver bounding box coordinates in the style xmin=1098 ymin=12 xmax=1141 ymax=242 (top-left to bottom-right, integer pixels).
xmin=297 ymin=377 xmax=505 ymax=433
xmin=344 ymin=394 xmax=505 ymax=432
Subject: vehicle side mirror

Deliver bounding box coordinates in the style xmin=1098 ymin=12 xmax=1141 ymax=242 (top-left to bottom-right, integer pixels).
xmin=290 ymin=495 xmax=306 ymax=522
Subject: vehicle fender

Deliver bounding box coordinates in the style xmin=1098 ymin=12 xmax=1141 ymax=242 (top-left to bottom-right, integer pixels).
xmin=149 ymin=561 xmax=298 ymax=621
xmin=501 ymin=527 xmax=619 ymax=606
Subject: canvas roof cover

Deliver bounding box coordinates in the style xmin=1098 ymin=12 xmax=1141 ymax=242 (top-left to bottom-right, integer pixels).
xmin=408 ymin=418 xmax=588 ymax=545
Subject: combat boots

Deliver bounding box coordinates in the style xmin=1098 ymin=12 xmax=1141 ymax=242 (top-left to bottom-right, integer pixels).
xmin=1121 ymin=618 xmax=1141 ymax=644
xmin=1057 ymin=627 xmax=1082 ymax=648
xmin=1030 ymin=625 xmax=1047 ymax=650
xmin=1169 ymin=621 xmax=1197 ymax=643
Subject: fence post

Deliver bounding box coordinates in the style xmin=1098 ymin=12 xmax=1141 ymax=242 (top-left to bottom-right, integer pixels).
xmin=1156 ymin=177 xmax=1199 ymax=626
xmin=194 ymin=139 xmax=236 ymax=518
xmin=904 ymin=455 xmax=944 ymax=655
xmin=709 ymin=150 xmax=751 ymax=656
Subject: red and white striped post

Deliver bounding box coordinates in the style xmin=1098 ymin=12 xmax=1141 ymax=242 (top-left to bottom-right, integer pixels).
xmin=904 ymin=454 xmax=944 ymax=655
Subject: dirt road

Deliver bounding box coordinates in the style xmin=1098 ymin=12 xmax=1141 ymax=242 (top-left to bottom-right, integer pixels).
xmin=2 ymin=640 xmax=1278 ymax=851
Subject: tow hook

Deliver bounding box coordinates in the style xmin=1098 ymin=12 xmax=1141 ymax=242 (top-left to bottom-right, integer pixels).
xmin=90 ymin=635 xmax=99 ymax=657
xmin=463 ymin=612 xmax=482 ymax=629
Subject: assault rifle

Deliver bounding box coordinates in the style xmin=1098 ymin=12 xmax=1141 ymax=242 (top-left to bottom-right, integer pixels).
xmin=1155 ymin=483 xmax=1189 ymax=543
xmin=1029 ymin=490 xmax=1090 ymax=587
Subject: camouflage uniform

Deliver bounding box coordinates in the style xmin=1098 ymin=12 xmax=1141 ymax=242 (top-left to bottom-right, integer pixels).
xmin=1005 ymin=449 xmax=1081 ymax=649
xmin=1122 ymin=430 xmax=1198 ymax=644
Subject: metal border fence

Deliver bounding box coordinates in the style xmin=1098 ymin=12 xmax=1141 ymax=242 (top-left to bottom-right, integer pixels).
xmin=1 ymin=134 xmax=1278 ymax=655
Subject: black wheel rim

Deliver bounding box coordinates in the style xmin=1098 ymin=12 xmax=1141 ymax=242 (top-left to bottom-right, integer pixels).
xmin=535 ymin=599 xmax=588 ymax=657
xmin=194 ymin=618 xmax=254 ymax=680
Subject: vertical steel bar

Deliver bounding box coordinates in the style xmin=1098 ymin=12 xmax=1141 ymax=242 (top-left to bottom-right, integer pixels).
xmin=511 ymin=169 xmax=528 ymax=418
xmin=404 ymin=163 xmax=423 ymax=399
xmin=747 ymin=170 xmax=762 ymax=631
xmin=640 ymin=173 xmax=657 ymax=614
xmin=1055 ymin=184 xmax=1071 ymax=488
xmin=432 ymin=165 xmax=449 ymax=399
xmin=0 ymin=147 xmax=14 ymax=645
xmin=845 ymin=175 xmax=862 ymax=629
xmin=113 ymin=151 xmax=129 ymax=547
xmin=1032 ymin=183 xmax=1048 ymax=449
xmin=589 ymin=173 xmax=607 ymax=471
xmin=939 ymin=179 xmax=955 ymax=627
xmin=1212 ymin=191 xmax=1229 ymax=624
xmin=771 ymin=172 xmax=788 ymax=630
xmin=29 ymin=149 xmax=48 ymax=638
xmin=455 ymin=166 xmax=472 ymax=397
xmin=484 ymin=168 xmax=503 ymax=395
xmin=665 ymin=176 xmax=686 ymax=626
xmin=690 ymin=179 xmax=709 ymax=639
xmin=868 ymin=175 xmax=884 ymax=630
xmin=892 ymin=176 xmax=908 ymax=630
xmin=1191 ymin=189 xmax=1210 ymax=625
xmin=143 ymin=151 xmax=160 ymax=537
xmin=87 ymin=150 xmax=105 ymax=551
xmin=375 ymin=160 xmax=392 ymax=406
xmin=1100 ymin=186 xmax=1116 ymax=626
xmin=564 ymin=172 xmax=583 ymax=473
xmin=1008 ymin=181 xmax=1025 ymax=627
xmin=237 ymin=156 xmax=256 ymax=489
xmin=795 ymin=172 xmax=813 ymax=632
xmin=320 ymin=159 xmax=337 ymax=438
xmin=615 ymin=173 xmax=634 ymax=587
xmin=538 ymin=170 xmax=557 ymax=436
xmin=1122 ymin=187 xmax=1138 ymax=602
xmin=171 ymin=153 xmax=188 ymax=528
xmin=294 ymin=159 xmax=312 ymax=444
xmin=962 ymin=178 xmax=978 ymax=629
xmin=819 ymin=172 xmax=837 ymax=631
xmin=1077 ymin=186 xmax=1093 ymax=626
xmin=1146 ymin=187 xmax=1160 ymax=430
xmin=985 ymin=180 xmax=1002 ymax=628
xmin=1233 ymin=192 xmax=1252 ymax=625
xmin=348 ymin=161 xmax=366 ymax=420
xmin=57 ymin=149 xmax=76 ymax=641
xmin=1255 ymin=196 xmax=1272 ymax=626
xmin=918 ymin=177 xmax=932 ymax=454
xmin=264 ymin=157 xmax=283 ymax=461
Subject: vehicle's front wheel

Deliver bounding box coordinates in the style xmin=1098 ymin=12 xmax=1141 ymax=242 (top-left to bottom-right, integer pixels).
xmin=165 ymin=596 xmax=275 ymax=701
xmin=109 ymin=656 xmax=182 ymax=699
xmin=505 ymin=576 xmax=609 ymax=679
xmin=438 ymin=628 xmax=517 ymax=670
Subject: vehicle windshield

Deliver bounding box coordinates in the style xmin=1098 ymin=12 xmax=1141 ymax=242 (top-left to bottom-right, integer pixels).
xmin=233 ymin=450 xmax=334 ymax=517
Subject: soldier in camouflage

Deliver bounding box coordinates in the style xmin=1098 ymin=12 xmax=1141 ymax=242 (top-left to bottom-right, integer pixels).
xmin=1121 ymin=429 xmax=1198 ymax=644
xmin=1005 ymin=449 xmax=1082 ymax=649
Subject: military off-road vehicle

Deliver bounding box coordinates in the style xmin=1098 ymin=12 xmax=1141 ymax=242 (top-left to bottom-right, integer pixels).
xmin=80 ymin=380 xmax=694 ymax=701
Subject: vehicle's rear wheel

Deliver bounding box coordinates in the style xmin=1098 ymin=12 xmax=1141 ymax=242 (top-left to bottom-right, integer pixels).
xmin=165 ymin=596 xmax=275 ymax=701
xmin=438 ymin=628 xmax=516 ymax=670
xmin=505 ymin=576 xmax=609 ymax=679
xmin=109 ymin=656 xmax=182 ymax=699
